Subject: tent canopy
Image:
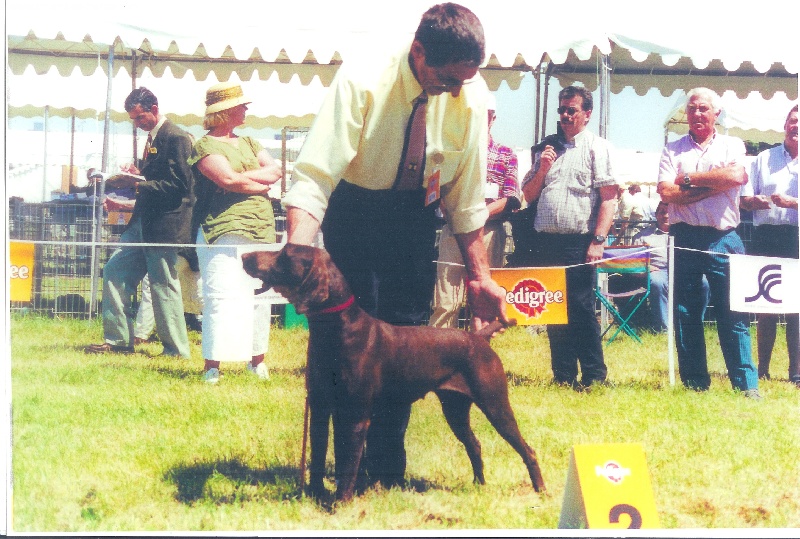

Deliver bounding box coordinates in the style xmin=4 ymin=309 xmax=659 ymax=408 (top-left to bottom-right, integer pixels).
xmin=7 ymin=0 xmax=797 ymax=131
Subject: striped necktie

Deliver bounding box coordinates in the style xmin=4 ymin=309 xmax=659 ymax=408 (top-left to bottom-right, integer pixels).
xmin=394 ymin=92 xmax=428 ymax=190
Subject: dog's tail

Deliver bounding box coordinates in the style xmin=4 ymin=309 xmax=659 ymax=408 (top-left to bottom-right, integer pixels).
xmin=475 ymin=319 xmax=517 ymax=341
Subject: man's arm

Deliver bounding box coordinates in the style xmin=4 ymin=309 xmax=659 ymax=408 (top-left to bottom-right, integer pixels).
xmin=657 ymin=182 xmax=720 ymax=204
xmin=454 ymin=228 xmax=510 ymax=331
xmin=739 ymin=195 xmax=772 ymax=211
xmin=772 ymin=193 xmax=799 ymax=210
xmin=676 ymin=163 xmax=748 ymax=190
xmin=286 ymin=206 xmax=321 ymax=245
xmin=586 ymin=184 xmax=618 ymax=262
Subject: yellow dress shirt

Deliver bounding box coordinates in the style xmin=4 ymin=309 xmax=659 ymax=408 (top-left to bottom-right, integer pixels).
xmin=283 ymin=44 xmax=490 ymax=235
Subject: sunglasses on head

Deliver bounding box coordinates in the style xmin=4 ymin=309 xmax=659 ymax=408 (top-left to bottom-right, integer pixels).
xmin=557 ymin=106 xmax=582 ymax=115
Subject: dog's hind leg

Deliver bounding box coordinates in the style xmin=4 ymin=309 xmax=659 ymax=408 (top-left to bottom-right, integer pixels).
xmin=437 ymin=389 xmax=485 ymax=484
xmin=469 ymin=361 xmax=546 ymax=493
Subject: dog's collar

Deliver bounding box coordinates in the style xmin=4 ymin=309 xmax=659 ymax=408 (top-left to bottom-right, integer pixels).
xmin=308 ymin=295 xmax=355 ymax=316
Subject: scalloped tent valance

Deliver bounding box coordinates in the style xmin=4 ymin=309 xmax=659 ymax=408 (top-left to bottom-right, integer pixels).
xmin=7 ymin=0 xmax=797 ymax=126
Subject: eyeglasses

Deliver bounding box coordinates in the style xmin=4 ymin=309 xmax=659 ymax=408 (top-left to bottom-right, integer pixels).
xmin=428 ymin=73 xmax=478 ymax=92
xmin=557 ymin=106 xmax=581 ymax=116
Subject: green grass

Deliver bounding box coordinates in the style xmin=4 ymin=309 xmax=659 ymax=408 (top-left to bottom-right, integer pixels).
xmin=9 ymin=314 xmax=800 ymax=532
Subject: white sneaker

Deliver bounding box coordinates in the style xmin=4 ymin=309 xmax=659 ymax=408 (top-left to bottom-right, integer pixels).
xmin=247 ymin=361 xmax=269 ymax=380
xmin=203 ymin=367 xmax=220 ymax=384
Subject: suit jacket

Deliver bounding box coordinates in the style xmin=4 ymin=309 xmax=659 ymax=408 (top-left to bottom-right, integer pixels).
xmin=132 ymin=119 xmax=195 ymax=244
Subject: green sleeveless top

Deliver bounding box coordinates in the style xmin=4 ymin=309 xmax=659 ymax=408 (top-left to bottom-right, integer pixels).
xmin=189 ymin=135 xmax=276 ymax=244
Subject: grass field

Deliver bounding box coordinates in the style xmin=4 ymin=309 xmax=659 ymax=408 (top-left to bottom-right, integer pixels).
xmin=8 ymin=314 xmax=800 ymax=533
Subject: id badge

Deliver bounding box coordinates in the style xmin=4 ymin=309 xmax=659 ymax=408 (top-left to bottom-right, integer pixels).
xmin=425 ymin=169 xmax=441 ymax=207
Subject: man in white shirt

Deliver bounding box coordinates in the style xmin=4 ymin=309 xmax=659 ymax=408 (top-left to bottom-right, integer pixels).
xmin=740 ymin=105 xmax=799 ymax=386
xmin=657 ymin=87 xmax=760 ymax=398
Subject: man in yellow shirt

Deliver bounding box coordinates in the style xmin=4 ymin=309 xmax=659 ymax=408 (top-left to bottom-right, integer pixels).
xmin=283 ymin=3 xmax=507 ymax=491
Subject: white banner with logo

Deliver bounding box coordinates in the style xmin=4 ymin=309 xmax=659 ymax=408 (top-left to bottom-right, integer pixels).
xmin=730 ymin=254 xmax=800 ymax=314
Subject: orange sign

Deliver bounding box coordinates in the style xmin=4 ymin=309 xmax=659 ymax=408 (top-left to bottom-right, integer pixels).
xmin=10 ymin=241 xmax=35 ymax=302
xmin=490 ymin=267 xmax=568 ymax=325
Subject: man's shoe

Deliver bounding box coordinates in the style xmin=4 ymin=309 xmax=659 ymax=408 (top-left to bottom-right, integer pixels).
xmin=203 ymin=368 xmax=220 ymax=384
xmin=247 ymin=361 xmax=269 ymax=380
xmin=85 ymin=342 xmax=134 ymax=354
xmin=743 ymin=389 xmax=763 ymax=400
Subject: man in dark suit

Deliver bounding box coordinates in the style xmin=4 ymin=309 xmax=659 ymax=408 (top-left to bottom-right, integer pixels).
xmin=86 ymin=87 xmax=194 ymax=357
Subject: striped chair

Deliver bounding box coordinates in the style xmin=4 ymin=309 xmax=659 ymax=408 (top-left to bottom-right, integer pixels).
xmin=595 ymin=246 xmax=651 ymax=344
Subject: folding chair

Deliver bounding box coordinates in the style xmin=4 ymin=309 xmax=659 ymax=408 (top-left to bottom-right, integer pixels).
xmin=595 ymin=246 xmax=651 ymax=344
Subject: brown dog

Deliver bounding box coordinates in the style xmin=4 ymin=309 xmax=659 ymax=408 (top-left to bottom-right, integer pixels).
xmin=242 ymin=243 xmax=545 ymax=501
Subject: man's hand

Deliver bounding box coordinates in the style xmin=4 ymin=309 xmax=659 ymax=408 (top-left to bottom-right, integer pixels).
xmin=538 ymin=145 xmax=558 ymax=176
xmin=103 ymin=197 xmax=135 ymax=212
xmin=466 ymin=277 xmax=510 ymax=332
xmin=586 ymin=241 xmax=604 ymax=263
xmin=120 ymin=163 xmax=140 ymax=175
xmin=772 ymin=193 xmax=798 ymax=209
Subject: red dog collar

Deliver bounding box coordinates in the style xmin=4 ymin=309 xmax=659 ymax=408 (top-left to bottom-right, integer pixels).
xmin=310 ymin=295 xmax=355 ymax=315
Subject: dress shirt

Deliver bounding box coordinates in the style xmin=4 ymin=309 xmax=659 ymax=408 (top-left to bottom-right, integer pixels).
xmin=283 ymin=44 xmax=489 ymax=235
xmin=523 ymin=129 xmax=617 ymax=234
xmin=657 ymin=132 xmax=746 ymax=230
xmin=741 ymin=143 xmax=798 ymax=226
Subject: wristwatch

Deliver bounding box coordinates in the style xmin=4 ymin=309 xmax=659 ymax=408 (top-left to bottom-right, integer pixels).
xmin=682 ymin=173 xmax=691 ymax=187
xmin=593 ymin=234 xmax=606 ymax=244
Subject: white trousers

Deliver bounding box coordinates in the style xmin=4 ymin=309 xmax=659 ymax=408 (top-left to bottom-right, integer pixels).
xmin=196 ymin=232 xmax=272 ymax=362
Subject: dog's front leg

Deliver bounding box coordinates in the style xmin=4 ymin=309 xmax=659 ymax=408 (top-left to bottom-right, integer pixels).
xmin=307 ymin=397 xmax=332 ymax=499
xmin=332 ymin=412 xmax=370 ymax=501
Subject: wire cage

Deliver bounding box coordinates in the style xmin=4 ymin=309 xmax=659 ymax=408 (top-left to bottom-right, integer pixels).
xmin=9 ymin=200 xmax=125 ymax=318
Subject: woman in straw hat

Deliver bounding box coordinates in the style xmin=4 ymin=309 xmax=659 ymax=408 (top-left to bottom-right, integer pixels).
xmin=189 ymin=81 xmax=282 ymax=384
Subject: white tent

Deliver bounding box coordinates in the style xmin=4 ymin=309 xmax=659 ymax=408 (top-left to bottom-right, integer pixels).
xmin=7 ymin=0 xmax=797 ymax=162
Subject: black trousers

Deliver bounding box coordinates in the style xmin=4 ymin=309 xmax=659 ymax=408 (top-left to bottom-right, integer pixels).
xmin=509 ymin=231 xmax=607 ymax=385
xmin=321 ymin=180 xmax=439 ymax=486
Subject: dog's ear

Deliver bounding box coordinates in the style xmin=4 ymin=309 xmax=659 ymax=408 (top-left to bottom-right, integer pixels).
xmin=290 ymin=247 xmax=330 ymax=314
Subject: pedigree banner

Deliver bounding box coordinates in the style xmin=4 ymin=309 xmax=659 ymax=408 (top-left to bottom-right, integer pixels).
xmin=10 ymin=241 xmax=35 ymax=302
xmin=491 ymin=267 xmax=568 ymax=325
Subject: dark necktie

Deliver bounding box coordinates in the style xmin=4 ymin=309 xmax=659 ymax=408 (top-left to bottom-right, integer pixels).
xmin=142 ymin=133 xmax=153 ymax=162
xmin=394 ymin=92 xmax=428 ymax=190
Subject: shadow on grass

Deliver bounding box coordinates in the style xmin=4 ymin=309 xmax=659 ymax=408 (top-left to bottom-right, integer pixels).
xmin=165 ymin=458 xmax=458 ymax=511
xmin=165 ymin=459 xmax=302 ymax=505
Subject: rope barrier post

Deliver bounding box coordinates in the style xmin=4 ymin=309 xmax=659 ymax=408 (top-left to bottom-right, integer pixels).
xmin=666 ymin=235 xmax=676 ymax=386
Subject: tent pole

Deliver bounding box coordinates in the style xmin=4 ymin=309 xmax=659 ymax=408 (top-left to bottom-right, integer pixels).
xmin=69 ymin=110 xmax=76 ymax=191
xmin=542 ymin=63 xmax=553 ymax=139
xmin=90 ymin=45 xmax=115 ymax=318
xmin=132 ymin=50 xmax=138 ymax=160
xmin=42 ymin=105 xmax=49 ymax=201
xmin=533 ymin=61 xmax=542 ymax=148
xmin=598 ymin=53 xmax=611 ymax=139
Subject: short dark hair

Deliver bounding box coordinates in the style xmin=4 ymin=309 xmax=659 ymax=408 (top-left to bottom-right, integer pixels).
xmin=414 ymin=3 xmax=485 ymax=67
xmin=124 ymin=87 xmax=158 ymax=112
xmin=558 ymin=85 xmax=593 ymax=112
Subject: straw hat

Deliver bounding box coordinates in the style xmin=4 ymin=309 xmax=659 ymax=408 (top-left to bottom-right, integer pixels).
xmin=204 ymin=81 xmax=251 ymax=115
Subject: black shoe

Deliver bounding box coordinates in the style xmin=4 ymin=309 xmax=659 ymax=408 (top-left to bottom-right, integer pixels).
xmin=185 ymin=313 xmax=203 ymax=332
xmin=85 ymin=342 xmax=134 ymax=354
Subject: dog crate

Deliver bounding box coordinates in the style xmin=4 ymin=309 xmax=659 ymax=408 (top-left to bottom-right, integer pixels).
xmin=9 ymin=200 xmax=124 ymax=318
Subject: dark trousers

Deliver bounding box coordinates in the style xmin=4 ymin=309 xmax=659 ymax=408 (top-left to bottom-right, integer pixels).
xmin=511 ymin=231 xmax=607 ymax=385
xmin=671 ymin=223 xmax=758 ymax=391
xmin=322 ymin=180 xmax=439 ymax=486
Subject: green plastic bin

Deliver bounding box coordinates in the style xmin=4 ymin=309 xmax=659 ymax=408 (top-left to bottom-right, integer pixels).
xmin=284 ymin=303 xmax=308 ymax=329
